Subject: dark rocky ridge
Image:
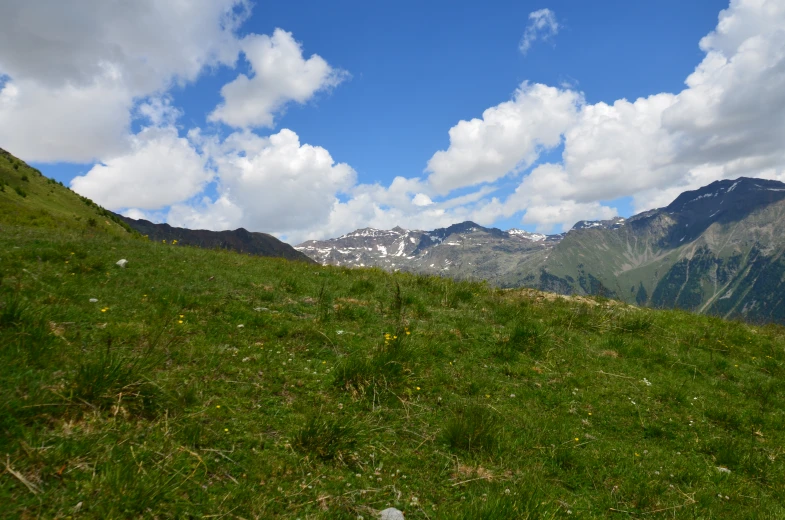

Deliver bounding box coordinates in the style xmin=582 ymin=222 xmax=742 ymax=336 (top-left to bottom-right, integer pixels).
xmin=119 ymin=216 xmax=315 ymax=263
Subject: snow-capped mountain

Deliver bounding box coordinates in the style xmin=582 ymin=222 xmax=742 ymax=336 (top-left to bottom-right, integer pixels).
xmin=296 ymin=177 xmax=785 ymax=324
xmin=296 ymin=221 xmax=564 ymax=284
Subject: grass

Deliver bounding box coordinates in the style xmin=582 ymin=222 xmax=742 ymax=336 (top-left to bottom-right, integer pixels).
xmin=0 ymin=148 xmax=135 ymax=237
xmin=1 ymin=224 xmax=784 ymax=518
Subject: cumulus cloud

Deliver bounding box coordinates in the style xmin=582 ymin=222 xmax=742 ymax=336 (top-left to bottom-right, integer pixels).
xmin=425 ymin=83 xmax=581 ymax=194
xmin=548 ymin=0 xmax=785 ymax=217
xmin=0 ymin=0 xmax=246 ymax=91
xmin=0 ymin=77 xmax=133 ymax=163
xmin=519 ymin=9 xmax=560 ymax=55
xmin=418 ymin=0 xmax=785 ymax=232
xmin=70 ymin=126 xmax=211 ymax=210
xmin=208 ymin=29 xmax=348 ymax=128
xmin=288 ymin=182 xmax=507 ymax=244
xmin=0 ymin=0 xmax=248 ymax=162
xmin=167 ymin=128 xmax=356 ymax=237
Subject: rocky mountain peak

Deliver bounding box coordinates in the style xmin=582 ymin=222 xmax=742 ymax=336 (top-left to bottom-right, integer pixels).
xmin=571 ymin=216 xmax=626 ymax=231
xmin=666 ymin=177 xmax=785 ymax=214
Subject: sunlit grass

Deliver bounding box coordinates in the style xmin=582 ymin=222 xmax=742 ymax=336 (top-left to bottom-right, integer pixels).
xmin=1 ymin=225 xmax=784 ymax=518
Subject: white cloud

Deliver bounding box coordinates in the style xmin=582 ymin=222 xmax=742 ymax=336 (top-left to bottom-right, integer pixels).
xmin=208 ymin=29 xmax=348 ymax=128
xmin=0 ymin=0 xmax=246 ymax=91
xmin=522 ymin=200 xmax=617 ymax=232
xmin=167 ymin=128 xmax=356 ymax=237
xmin=553 ymin=0 xmax=785 ymax=216
xmin=425 ymin=83 xmax=582 ymax=194
xmin=412 ymin=193 xmax=433 ymax=206
xmin=0 ymin=76 xmax=133 ymax=163
xmin=71 ymin=126 xmax=211 ymax=210
xmin=442 ymin=0 xmax=785 ymax=231
xmin=0 ymin=0 xmax=247 ymax=163
xmin=519 ymin=8 xmax=560 ymax=55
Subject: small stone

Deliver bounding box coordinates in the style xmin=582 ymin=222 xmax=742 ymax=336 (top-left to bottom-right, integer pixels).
xmin=237 ymin=324 xmax=245 ymax=328
xmin=379 ymin=508 xmax=405 ymax=520
xmin=116 ymin=259 xmax=128 ymax=268
xmin=89 ymin=298 xmax=98 ymax=303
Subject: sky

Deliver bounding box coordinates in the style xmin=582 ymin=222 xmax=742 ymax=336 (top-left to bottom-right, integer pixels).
xmin=1 ymin=0 xmax=784 ymax=244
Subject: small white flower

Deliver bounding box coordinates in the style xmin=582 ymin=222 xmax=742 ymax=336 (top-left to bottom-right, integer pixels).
xmin=237 ymin=324 xmax=244 ymax=328
xmin=89 ymin=298 xmax=98 ymax=303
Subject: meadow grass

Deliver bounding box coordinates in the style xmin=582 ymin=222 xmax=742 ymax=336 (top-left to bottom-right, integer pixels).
xmin=1 ymin=225 xmax=784 ymax=518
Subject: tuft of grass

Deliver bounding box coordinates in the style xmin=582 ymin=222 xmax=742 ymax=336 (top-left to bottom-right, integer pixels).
xmin=293 ymin=413 xmax=359 ymax=461
xmin=442 ymin=403 xmax=501 ymax=452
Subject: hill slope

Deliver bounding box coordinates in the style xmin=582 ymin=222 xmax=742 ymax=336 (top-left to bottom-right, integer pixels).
xmin=2 ymin=225 xmax=784 ymax=518
xmin=0 ymin=146 xmax=314 ymax=263
xmin=0 ymin=147 xmax=135 ymax=237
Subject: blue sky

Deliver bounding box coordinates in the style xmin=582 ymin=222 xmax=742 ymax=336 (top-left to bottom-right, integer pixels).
xmin=1 ymin=0 xmax=783 ymax=243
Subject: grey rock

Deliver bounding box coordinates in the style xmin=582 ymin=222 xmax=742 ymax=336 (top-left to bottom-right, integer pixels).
xmin=116 ymin=259 xmax=128 ymax=268
xmin=379 ymin=508 xmax=404 ymax=520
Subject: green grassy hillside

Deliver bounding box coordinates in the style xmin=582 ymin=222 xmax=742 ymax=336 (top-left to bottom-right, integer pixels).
xmin=2 ymin=224 xmax=784 ymax=518
xmin=530 ymin=200 xmax=785 ymax=325
xmin=0 ymin=148 xmax=135 ymax=236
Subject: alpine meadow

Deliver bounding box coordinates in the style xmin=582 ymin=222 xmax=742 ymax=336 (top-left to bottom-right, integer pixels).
xmin=3 ymin=0 xmax=785 ymax=518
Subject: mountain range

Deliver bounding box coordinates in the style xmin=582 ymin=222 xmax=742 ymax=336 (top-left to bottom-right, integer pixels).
xmin=296 ymin=177 xmax=785 ymax=324
xmin=4 ymin=143 xmax=784 ymax=324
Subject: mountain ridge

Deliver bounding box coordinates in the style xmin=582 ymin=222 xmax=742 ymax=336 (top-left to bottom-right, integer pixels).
xmin=118 ymin=216 xmax=314 ymax=263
